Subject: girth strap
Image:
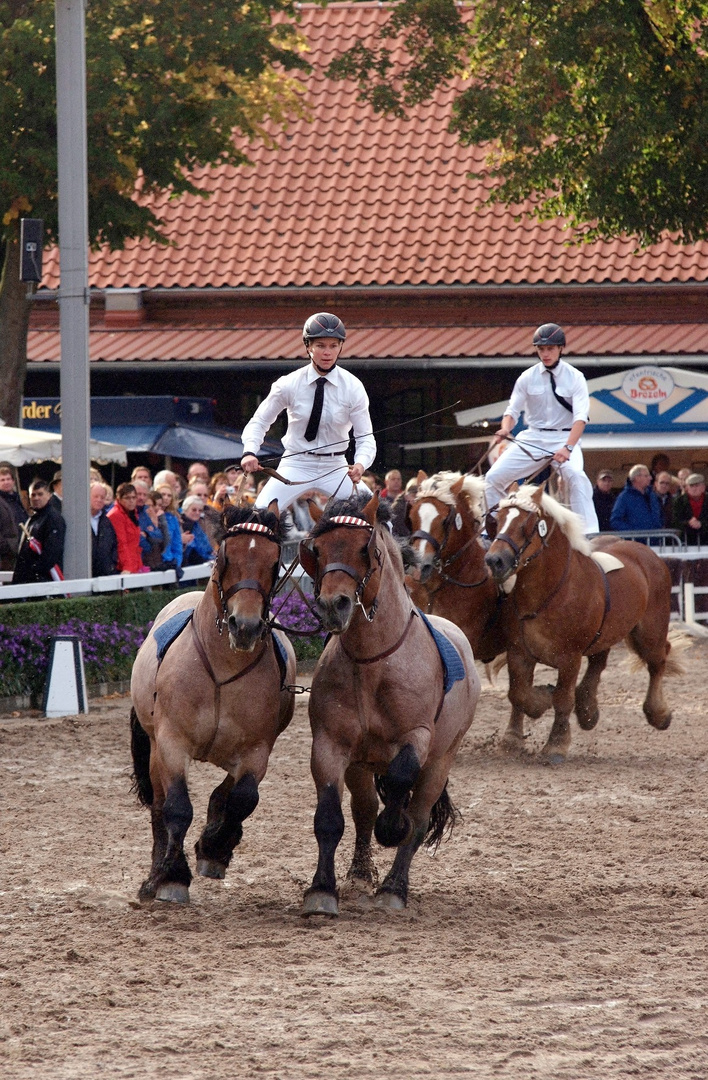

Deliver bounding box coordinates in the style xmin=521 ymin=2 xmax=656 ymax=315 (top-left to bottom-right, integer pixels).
xmin=584 ymin=560 xmax=612 ymax=654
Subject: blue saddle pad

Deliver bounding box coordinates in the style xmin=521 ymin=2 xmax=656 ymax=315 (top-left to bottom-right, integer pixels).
xmin=418 ymin=611 xmax=466 ymax=695
xmin=154 ymin=608 xmax=194 ymax=661
xmin=272 ymin=632 xmax=288 ymax=675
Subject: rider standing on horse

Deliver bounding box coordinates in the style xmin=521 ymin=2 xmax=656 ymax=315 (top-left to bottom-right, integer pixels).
xmin=240 ymin=313 xmax=376 ymax=511
xmin=485 ymin=323 xmax=599 ymax=534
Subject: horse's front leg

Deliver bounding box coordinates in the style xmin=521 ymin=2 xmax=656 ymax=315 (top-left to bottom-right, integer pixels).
xmin=139 ymin=739 xmax=194 ymax=904
xmin=538 ymin=656 xmax=583 ymax=765
xmin=303 ymin=735 xmax=348 ymax=917
xmin=375 ymin=750 xmax=457 ymax=911
xmin=575 ymin=650 xmax=609 ymax=730
xmin=194 ymin=771 xmax=260 ymax=879
xmin=343 ymin=763 xmax=379 ymax=892
xmin=506 ymin=648 xmax=553 ymax=719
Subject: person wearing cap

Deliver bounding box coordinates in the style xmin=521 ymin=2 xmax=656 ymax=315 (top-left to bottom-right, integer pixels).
xmin=610 ymin=464 xmax=662 ymax=539
xmin=484 ymin=323 xmax=599 ymax=532
xmin=593 ymin=468 xmax=616 ymax=531
xmin=239 ymin=312 xmax=376 ymax=512
xmin=672 ymin=473 xmax=708 ymax=545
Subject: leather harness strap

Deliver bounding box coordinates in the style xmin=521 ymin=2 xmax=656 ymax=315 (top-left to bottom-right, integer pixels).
xmin=191 ymin=620 xmax=270 ymax=759
xmin=584 ymin=559 xmax=612 ymax=654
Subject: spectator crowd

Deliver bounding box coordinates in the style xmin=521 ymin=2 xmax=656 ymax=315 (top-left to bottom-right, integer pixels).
xmin=2 ymin=453 xmax=708 ymax=588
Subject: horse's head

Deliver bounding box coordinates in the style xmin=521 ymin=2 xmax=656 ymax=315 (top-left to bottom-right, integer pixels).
xmin=212 ymin=503 xmax=283 ymax=651
xmin=408 ymin=473 xmax=485 ymax=584
xmin=484 ymin=484 xmax=548 ymax=583
xmin=299 ymin=491 xmax=382 ymax=633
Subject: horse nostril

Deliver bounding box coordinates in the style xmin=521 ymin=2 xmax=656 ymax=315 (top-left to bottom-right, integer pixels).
xmin=335 ymin=594 xmax=351 ymax=615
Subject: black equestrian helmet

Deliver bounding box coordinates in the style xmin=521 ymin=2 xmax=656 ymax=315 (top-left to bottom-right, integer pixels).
xmin=532 ymin=322 xmax=566 ymax=347
xmin=303 ymin=312 xmax=346 ymax=344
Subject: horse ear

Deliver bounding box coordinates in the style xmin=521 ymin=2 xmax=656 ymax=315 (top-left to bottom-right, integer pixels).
xmin=267 ymin=498 xmax=280 ymax=520
xmin=308 ymin=498 xmax=323 ymax=523
xmin=416 ymin=470 xmax=428 ymax=485
xmin=450 ymin=475 xmax=465 ymax=497
xmin=508 ymin=482 xmax=520 ymax=494
xmin=532 ymin=483 xmax=546 ymax=505
xmin=362 ymin=490 xmax=380 ymax=525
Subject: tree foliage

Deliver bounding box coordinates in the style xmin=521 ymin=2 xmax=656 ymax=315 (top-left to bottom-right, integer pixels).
xmin=330 ymin=0 xmax=708 ymax=245
xmin=0 ymin=0 xmax=307 ymax=423
xmin=0 ymin=0 xmax=306 ymax=247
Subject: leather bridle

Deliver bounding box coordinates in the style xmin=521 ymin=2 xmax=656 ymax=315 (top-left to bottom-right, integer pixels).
xmin=213 ymin=521 xmax=282 ymax=636
xmin=410 ymin=503 xmax=488 ymax=591
xmin=299 ymin=515 xmax=382 ymax=623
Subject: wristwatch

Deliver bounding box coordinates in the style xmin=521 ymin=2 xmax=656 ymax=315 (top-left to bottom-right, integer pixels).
xmin=564 ymin=444 xmax=574 ymax=453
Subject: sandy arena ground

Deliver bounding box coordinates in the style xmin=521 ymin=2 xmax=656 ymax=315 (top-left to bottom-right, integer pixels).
xmin=0 ymin=639 xmax=707 ymax=1079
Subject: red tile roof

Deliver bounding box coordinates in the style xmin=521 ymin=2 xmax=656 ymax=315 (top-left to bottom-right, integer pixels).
xmin=27 ymin=323 xmax=708 ymax=364
xmin=40 ymin=2 xmax=708 ymax=292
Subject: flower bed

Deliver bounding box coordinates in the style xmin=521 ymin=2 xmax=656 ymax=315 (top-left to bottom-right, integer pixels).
xmin=0 ymin=586 xmax=324 ymax=701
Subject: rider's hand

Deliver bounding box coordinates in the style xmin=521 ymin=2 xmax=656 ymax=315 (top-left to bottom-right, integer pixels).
xmin=348 ymin=463 xmax=364 ymax=484
xmin=552 ymin=446 xmax=571 ymax=464
xmin=240 ymin=454 xmax=259 ymax=475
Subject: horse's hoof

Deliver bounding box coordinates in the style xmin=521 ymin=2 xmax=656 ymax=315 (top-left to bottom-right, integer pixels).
xmin=576 ymin=710 xmax=599 ymax=731
xmin=302 ymin=891 xmax=339 ymax=918
xmin=196 ymin=858 xmax=227 ymax=880
xmin=648 ymin=712 xmax=672 ymax=731
xmin=374 ymin=891 xmax=406 ymax=911
xmin=155 ymin=883 xmax=190 ymax=904
xmin=499 ymin=732 xmax=525 ymax=755
xmin=538 ymin=750 xmax=566 ymax=766
xmin=137 ymin=881 xmax=157 ymax=903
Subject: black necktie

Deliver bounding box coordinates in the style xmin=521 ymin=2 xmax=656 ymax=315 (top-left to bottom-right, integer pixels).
xmin=547 ymin=367 xmax=573 ymax=413
xmin=304 ymin=376 xmax=327 ymax=442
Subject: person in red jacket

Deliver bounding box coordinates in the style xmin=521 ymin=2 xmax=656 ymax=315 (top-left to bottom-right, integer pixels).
xmin=107 ymin=483 xmax=143 ymax=573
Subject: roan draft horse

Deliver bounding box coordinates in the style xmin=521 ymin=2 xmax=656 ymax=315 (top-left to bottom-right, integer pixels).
xmin=406 ymin=471 xmax=508 ymax=663
xmin=299 ymin=490 xmax=480 ymax=916
xmin=130 ymin=504 xmax=296 ymax=903
xmin=484 ymin=484 xmax=679 ymax=763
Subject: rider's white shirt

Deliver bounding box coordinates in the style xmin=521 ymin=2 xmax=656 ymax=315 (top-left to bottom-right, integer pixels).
xmin=505 ymin=360 xmax=590 ymax=431
xmin=241 ymin=363 xmax=376 ymax=467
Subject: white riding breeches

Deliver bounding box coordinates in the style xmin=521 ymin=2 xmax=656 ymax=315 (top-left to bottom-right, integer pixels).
xmin=254 ymin=454 xmax=356 ymax=513
xmin=485 ymin=430 xmax=599 ymax=534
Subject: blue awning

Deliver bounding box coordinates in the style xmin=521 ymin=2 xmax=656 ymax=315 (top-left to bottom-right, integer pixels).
xmin=91 ymin=424 xmax=166 ymax=452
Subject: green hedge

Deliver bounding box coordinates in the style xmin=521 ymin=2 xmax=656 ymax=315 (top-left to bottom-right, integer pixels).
xmin=0 ymin=588 xmax=323 ymax=701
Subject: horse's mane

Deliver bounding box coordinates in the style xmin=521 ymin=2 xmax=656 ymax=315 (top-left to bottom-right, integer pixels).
xmin=499 ymin=486 xmax=591 ymax=555
xmin=217 ymin=504 xmax=289 ymax=544
xmin=309 ymin=493 xmax=404 ymax=579
xmin=417 ymin=471 xmax=486 ymax=527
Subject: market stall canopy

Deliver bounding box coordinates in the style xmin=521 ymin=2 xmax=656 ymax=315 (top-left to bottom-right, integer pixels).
xmin=446 ymin=366 xmax=708 ymax=452
xmin=0 ymin=425 xmax=127 ymax=466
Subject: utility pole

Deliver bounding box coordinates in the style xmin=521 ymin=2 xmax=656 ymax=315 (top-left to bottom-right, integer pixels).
xmin=55 ymin=0 xmax=91 ymax=580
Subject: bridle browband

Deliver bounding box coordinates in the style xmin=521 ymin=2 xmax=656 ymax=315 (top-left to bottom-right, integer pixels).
xmin=213 ymin=520 xmax=282 ymax=636
xmin=299 ymin=514 xmax=382 ymax=623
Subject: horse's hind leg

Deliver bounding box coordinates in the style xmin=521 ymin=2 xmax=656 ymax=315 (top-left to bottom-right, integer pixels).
xmin=627 ymin=625 xmax=672 ymax=730
xmin=343 ymin=763 xmax=379 ymax=892
xmin=195 ymin=773 xmax=260 ymax=878
xmin=575 ymin=650 xmax=609 ymax=730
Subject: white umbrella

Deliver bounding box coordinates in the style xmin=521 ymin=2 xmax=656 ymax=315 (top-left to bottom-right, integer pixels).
xmin=0 ymin=426 xmax=127 ymax=466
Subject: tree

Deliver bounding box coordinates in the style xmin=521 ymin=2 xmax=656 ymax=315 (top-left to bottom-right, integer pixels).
xmin=0 ymin=0 xmax=307 ymax=424
xmin=329 ymin=0 xmax=708 ymax=245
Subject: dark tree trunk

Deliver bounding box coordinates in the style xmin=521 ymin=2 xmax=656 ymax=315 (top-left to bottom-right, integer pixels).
xmin=0 ymin=223 xmax=34 ymax=426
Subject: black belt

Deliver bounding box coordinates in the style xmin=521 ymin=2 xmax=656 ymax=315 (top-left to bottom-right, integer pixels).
xmin=305 ymin=451 xmax=345 ymax=457
xmin=534 ymin=428 xmax=572 ymax=432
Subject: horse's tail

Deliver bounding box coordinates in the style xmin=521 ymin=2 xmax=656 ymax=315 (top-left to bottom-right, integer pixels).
xmin=424 ymin=783 xmax=462 ymax=852
xmin=129 ymin=707 xmax=153 ymax=807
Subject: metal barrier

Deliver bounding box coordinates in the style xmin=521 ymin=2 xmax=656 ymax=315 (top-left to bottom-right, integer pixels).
xmin=596 ymin=529 xmax=684 ymax=552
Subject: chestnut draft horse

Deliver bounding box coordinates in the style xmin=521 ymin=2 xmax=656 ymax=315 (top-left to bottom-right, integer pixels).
xmin=406 ymin=472 xmax=509 ymax=663
xmin=484 ymin=485 xmax=679 ymax=763
xmin=130 ymin=504 xmax=296 ymax=903
xmin=298 ymin=490 xmax=480 ymax=916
